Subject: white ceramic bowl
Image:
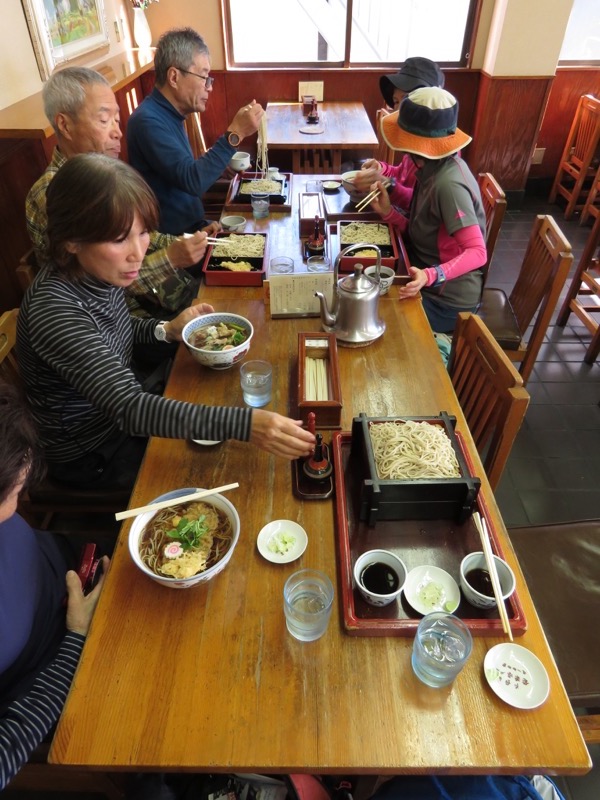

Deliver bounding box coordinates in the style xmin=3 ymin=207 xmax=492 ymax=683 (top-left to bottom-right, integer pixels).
xmin=353 ymin=549 xmax=407 ymax=607
xmin=460 ymin=551 xmax=516 ymax=609
xmin=229 ymin=151 xmax=251 ymax=172
xmin=128 ymin=488 xmax=240 ymax=589
xmin=364 ymin=265 xmax=396 ymax=295
xmin=221 ymin=215 xmax=247 ymax=232
xmin=182 ymin=313 xmax=253 ymax=370
xmin=341 ymin=170 xmax=367 ymax=201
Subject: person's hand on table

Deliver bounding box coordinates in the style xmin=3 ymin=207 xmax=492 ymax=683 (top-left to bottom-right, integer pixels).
xmin=65 ymin=556 xmax=110 ymax=636
xmin=202 ymin=221 xmax=222 ymax=238
xmin=398 ymin=266 xmax=428 ymax=300
xmin=353 ymin=161 xmax=383 ymax=193
xmin=167 ymin=231 xmax=209 ymax=268
xmin=250 ymin=411 xmax=316 ymax=460
xmin=369 ymin=180 xmax=392 ymax=216
xmin=163 ymin=303 xmax=215 ymax=341
xmin=228 ymin=100 xmax=264 ymax=140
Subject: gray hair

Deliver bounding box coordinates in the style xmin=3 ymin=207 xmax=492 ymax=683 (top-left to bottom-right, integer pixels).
xmin=43 ymin=67 xmax=110 ymax=135
xmin=154 ymin=27 xmax=210 ymax=86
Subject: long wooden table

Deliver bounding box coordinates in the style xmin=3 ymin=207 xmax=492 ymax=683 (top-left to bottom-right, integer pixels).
xmin=49 ymin=180 xmax=591 ymax=776
xmin=265 ymin=102 xmax=378 ymax=174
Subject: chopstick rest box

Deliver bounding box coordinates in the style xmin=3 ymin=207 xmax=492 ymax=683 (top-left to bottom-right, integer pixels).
xmin=297 ymin=332 xmax=342 ymax=429
xmin=299 ymin=192 xmax=326 ymax=237
xmin=350 ymin=412 xmax=480 ymax=526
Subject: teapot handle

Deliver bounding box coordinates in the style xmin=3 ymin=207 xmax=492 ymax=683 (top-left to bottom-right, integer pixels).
xmin=334 ymin=243 xmax=382 ymax=283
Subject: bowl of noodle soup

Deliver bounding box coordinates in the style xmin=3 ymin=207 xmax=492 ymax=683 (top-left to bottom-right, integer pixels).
xmin=182 ymin=312 xmax=253 ymax=370
xmin=128 ymin=488 xmax=240 ymax=588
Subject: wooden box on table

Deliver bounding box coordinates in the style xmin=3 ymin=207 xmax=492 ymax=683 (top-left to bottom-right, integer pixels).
xmin=297 ymin=332 xmax=342 ymax=429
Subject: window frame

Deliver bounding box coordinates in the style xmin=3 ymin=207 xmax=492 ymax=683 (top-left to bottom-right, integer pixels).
xmin=221 ymin=0 xmax=482 ymax=70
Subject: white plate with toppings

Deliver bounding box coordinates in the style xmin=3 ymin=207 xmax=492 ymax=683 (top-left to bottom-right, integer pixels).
xmin=403 ymin=565 xmax=460 ymax=615
xmin=257 ymin=520 xmax=307 ymax=564
xmin=484 ymin=643 xmax=550 ymax=709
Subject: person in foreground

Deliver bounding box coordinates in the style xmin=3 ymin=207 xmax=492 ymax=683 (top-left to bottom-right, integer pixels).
xmin=127 ymin=27 xmax=264 ymax=235
xmin=369 ymin=87 xmax=487 ymax=334
xmin=16 ymin=153 xmax=315 ymax=491
xmin=25 ymin=66 xmax=210 ymax=321
xmin=353 ymin=56 xmax=445 ymax=211
xmin=0 ymin=382 xmax=109 ymax=791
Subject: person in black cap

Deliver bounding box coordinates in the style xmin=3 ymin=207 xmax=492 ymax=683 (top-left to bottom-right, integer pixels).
xmin=354 ymin=57 xmax=445 ymax=209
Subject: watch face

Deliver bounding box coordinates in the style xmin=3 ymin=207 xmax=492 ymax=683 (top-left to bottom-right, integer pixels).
xmin=228 ymin=132 xmax=241 ymax=147
xmin=155 ymin=323 xmax=167 ymax=341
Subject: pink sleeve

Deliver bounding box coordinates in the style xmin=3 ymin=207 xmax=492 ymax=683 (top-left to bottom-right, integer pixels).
xmin=381 ymin=157 xmax=416 ymax=210
xmin=423 ymin=224 xmax=487 ymax=285
xmin=380 ymin=206 xmax=409 ymax=235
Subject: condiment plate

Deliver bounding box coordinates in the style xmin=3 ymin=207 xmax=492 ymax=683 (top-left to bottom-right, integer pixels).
xmin=484 ymin=643 xmax=550 ymax=709
xmin=403 ymin=565 xmax=460 ymax=615
xmin=257 ymin=520 xmax=307 ymax=564
xmin=192 ymin=439 xmax=222 ymax=446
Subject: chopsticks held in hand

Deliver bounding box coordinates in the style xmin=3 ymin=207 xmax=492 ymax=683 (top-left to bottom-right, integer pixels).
xmin=115 ymin=483 xmax=239 ymax=521
xmin=355 ymin=179 xmax=391 ymax=213
xmin=473 ymin=511 xmax=513 ymax=641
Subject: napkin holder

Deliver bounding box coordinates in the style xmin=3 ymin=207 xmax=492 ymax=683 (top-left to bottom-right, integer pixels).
xmin=297 ymin=332 xmax=342 ymax=429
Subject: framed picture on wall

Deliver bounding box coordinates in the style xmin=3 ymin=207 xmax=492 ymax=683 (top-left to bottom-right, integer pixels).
xmin=21 ymin=0 xmax=110 ymax=80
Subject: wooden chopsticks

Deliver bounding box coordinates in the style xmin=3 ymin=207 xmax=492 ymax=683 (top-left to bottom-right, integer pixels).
xmin=115 ymin=482 xmax=239 ymax=521
xmin=473 ymin=511 xmax=513 ymax=641
xmin=355 ymin=179 xmax=391 ymax=213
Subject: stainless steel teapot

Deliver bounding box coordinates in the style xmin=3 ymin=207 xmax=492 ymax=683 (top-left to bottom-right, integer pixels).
xmin=315 ymin=243 xmax=386 ymax=346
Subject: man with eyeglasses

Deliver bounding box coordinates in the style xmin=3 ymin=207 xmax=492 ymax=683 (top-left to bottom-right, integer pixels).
xmin=127 ymin=27 xmax=264 ymax=236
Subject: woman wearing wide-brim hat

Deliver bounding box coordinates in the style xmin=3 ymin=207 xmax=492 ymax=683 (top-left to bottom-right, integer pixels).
xmin=368 ymin=87 xmax=487 ymax=335
xmin=353 ymin=57 xmax=445 ymax=210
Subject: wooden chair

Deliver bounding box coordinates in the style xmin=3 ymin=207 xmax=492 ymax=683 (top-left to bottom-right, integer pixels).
xmin=448 ymin=312 xmax=529 ymax=491
xmin=549 ymin=93 xmax=600 ymax=219
xmin=557 ymin=210 xmax=600 ymax=364
xmin=477 ymin=172 xmax=507 ymax=287
xmin=508 ymin=520 xmax=600 ymax=744
xmin=477 ymin=215 xmax=573 ymax=384
xmin=185 ymin=111 xmax=230 ymax=215
xmin=580 ymin=161 xmax=600 ymax=224
xmin=0 ymin=308 xmax=130 ymax=529
xmin=374 ymin=108 xmax=397 ymax=166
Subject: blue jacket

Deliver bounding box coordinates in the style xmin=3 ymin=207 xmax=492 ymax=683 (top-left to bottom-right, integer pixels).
xmin=127 ymin=88 xmax=235 ymax=235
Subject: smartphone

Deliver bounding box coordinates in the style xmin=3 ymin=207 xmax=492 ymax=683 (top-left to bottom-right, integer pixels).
xmin=77 ymin=543 xmax=102 ymax=595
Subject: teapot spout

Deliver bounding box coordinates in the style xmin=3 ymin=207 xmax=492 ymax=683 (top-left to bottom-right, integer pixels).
xmin=315 ymin=291 xmax=337 ymax=331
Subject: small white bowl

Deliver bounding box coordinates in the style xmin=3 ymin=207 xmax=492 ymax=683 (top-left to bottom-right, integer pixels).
xmin=341 ymin=170 xmax=367 ymax=201
xmin=221 ymin=215 xmax=246 ymax=232
xmin=322 ymin=180 xmax=341 ymax=192
xmin=256 ymin=520 xmax=308 ymax=564
xmin=128 ymin=488 xmax=240 ymax=589
xmin=229 ymin=151 xmax=251 ymax=172
xmin=353 ymin=549 xmax=407 ymax=607
xmin=182 ymin=313 xmax=253 ymax=370
xmin=364 ymin=265 xmax=396 ymax=295
xmin=484 ymin=643 xmax=550 ymax=709
xmin=404 ymin=565 xmax=460 ymax=615
xmin=460 ymin=551 xmax=516 ymax=609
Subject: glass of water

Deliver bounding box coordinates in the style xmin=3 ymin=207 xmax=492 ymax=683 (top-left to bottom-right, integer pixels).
xmin=251 ymin=192 xmax=269 ymax=219
xmin=411 ymin=612 xmax=472 ymax=687
xmin=283 ymin=569 xmax=334 ymax=642
xmin=240 ymin=360 xmax=272 ymax=407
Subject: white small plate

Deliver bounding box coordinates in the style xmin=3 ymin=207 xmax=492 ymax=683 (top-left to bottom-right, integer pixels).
xmin=404 ymin=565 xmax=460 ymax=615
xmin=484 ymin=643 xmax=550 ymax=710
xmin=322 ymin=180 xmax=341 ymax=192
xmin=257 ymin=520 xmax=308 ymax=564
xmin=192 ymin=439 xmax=221 ymax=446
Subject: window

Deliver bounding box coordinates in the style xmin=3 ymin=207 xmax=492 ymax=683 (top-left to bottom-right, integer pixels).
xmin=223 ymin=0 xmax=479 ymax=68
xmin=559 ymin=0 xmax=600 ymax=63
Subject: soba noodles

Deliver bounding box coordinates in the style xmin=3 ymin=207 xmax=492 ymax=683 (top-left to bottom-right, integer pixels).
xmin=212 ymin=234 xmax=265 ymax=258
xmin=239 ymin=179 xmax=280 ymax=195
xmin=139 ymin=501 xmax=233 ymax=580
xmin=341 ymin=222 xmax=391 ymax=245
xmin=256 ymin=115 xmax=269 ymax=177
xmin=369 ymin=420 xmax=460 ymax=480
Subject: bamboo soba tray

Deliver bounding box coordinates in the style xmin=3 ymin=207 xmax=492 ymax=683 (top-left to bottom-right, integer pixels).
xmin=202 ymin=232 xmax=268 ymax=286
xmin=332 ymin=431 xmax=527 ymax=637
xmin=224 ymin=172 xmax=293 ymax=212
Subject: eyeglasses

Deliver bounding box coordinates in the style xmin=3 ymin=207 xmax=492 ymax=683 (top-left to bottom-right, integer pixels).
xmin=178 ymin=68 xmax=214 ymax=88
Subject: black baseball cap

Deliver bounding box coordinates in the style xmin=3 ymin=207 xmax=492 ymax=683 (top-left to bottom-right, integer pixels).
xmin=380 ymin=57 xmax=445 ymax=108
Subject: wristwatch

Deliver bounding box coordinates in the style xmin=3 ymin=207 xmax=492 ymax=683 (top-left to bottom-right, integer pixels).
xmin=225 ymin=130 xmax=241 ymax=148
xmin=154 ymin=321 xmax=169 ymax=342
xmin=431 ymin=265 xmax=446 ymax=287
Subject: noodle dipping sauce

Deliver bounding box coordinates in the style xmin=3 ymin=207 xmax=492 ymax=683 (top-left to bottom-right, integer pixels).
xmin=128 ymin=488 xmax=240 ymax=589
xmin=460 ymin=551 xmax=516 ymax=609
xmin=353 ymin=549 xmax=407 ymax=607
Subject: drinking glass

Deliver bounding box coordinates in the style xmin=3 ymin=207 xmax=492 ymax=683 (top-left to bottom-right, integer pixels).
xmin=412 ymin=612 xmax=472 ymax=688
xmin=283 ymin=569 xmax=334 ymax=641
xmin=306 ymin=255 xmax=330 ymax=273
xmin=251 ymin=192 xmax=269 ymax=219
xmin=270 ymin=256 xmax=294 ymax=274
xmin=240 ymin=360 xmax=272 ymax=407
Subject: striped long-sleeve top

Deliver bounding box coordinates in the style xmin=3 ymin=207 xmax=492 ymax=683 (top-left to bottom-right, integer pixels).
xmin=16 ymin=266 xmax=252 ymax=464
xmin=0 ymin=632 xmax=84 ymax=791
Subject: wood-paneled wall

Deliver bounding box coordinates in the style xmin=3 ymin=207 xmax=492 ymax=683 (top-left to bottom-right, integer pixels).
xmin=1 ymin=65 xmax=599 ymax=313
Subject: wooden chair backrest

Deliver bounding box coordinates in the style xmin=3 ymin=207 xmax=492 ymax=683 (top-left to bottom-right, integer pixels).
xmin=509 ymin=215 xmax=573 ymax=380
xmin=185 ymin=111 xmax=207 ymax=159
xmin=448 ymin=312 xmax=530 ymax=490
xmin=477 ymin=172 xmax=507 ymax=284
xmin=0 ymin=308 xmax=20 ymax=386
xmin=567 ymin=93 xmax=600 ymax=167
xmin=374 ymin=108 xmax=397 ymax=166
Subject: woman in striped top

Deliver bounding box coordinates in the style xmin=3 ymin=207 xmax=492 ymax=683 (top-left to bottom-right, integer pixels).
xmin=16 ymin=154 xmax=315 ymax=490
xmin=0 ymin=382 xmax=109 ymax=790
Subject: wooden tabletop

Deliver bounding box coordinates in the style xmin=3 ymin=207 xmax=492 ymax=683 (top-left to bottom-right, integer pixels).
xmin=0 ymin=49 xmax=154 ymax=140
xmin=266 ymin=102 xmax=378 ymax=150
xmin=49 ymin=181 xmax=590 ymax=776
